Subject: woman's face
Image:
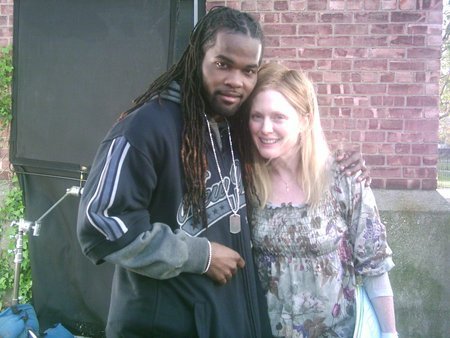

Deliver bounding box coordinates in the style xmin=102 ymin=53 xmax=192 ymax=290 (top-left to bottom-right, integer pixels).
xmin=249 ymin=89 xmax=305 ymax=162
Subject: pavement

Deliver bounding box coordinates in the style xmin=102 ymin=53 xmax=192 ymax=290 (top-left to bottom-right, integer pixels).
xmin=437 ymin=188 xmax=450 ymax=203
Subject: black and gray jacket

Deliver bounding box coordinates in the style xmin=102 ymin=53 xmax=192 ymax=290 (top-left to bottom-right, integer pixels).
xmin=77 ymin=84 xmax=270 ymax=338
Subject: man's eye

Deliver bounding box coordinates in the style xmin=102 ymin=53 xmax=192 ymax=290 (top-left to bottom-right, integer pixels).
xmin=216 ymin=62 xmax=227 ymax=69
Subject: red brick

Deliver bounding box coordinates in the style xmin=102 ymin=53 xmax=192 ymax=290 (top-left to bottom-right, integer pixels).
xmin=317 ymin=36 xmax=352 ymax=47
xmin=371 ymin=24 xmax=405 ymax=34
xmin=403 ymin=167 xmax=437 ymax=179
xmin=399 ymin=0 xmax=417 ymax=10
xmin=422 ymin=179 xmax=437 ymax=190
xmin=307 ymin=0 xmax=327 ymax=10
xmin=274 ymin=1 xmax=289 ymax=10
xmin=390 ymin=61 xmax=425 ymax=71
xmin=335 ymin=24 xmax=369 ymax=35
xmin=326 ymin=130 xmax=351 ymax=143
xmin=334 ymin=118 xmax=356 ymax=129
xmin=241 ymin=1 xmax=257 ymax=11
xmin=407 ymin=47 xmax=441 ymax=59
xmin=335 ymin=48 xmax=368 ymax=58
xmin=395 ymin=143 xmax=411 ymax=154
xmin=299 ymin=48 xmax=333 ymax=58
xmin=282 ymin=59 xmax=315 ymax=70
xmin=371 ymin=48 xmax=405 ymax=58
xmin=407 ymin=25 xmax=428 ymax=34
xmin=411 ymin=143 xmax=438 ymax=155
xmin=256 ymin=1 xmax=274 ymax=11
xmin=264 ymin=47 xmax=297 ymax=58
xmin=297 ymin=24 xmax=333 ymax=35
xmin=353 ymin=108 xmax=376 ymax=118
xmin=354 ymin=12 xmax=389 ymax=22
xmin=351 ymin=131 xmax=363 ymax=142
xmin=391 ymin=12 xmax=425 ymax=22
xmin=330 ymin=60 xmax=352 ymax=70
xmin=423 ymin=155 xmax=438 ymax=165
xmin=390 ymin=35 xmax=425 ymax=46
xmin=405 ymin=119 xmax=439 ymax=132
xmin=282 ymin=12 xmax=316 ymax=23
xmin=261 ymin=13 xmax=281 ymax=23
xmin=364 ymin=0 xmax=381 ymax=10
xmin=366 ymin=155 xmax=386 ymax=165
xmin=333 ymin=96 xmax=355 ymax=106
xmin=280 ymin=36 xmax=315 ymax=47
xmin=353 ymin=84 xmax=387 ymax=94
xmin=354 ymin=60 xmax=388 ymax=70
xmin=372 ymin=167 xmax=402 ymax=177
xmin=309 ymin=71 xmax=324 ymax=82
xmin=320 ymin=12 xmax=353 ymax=23
xmin=406 ymin=96 xmax=439 ymax=107
xmin=263 ymin=24 xmax=297 ymax=35
xmin=388 ymin=108 xmax=422 ymax=118
xmin=388 ymin=84 xmax=423 ymax=95
xmin=341 ymin=72 xmax=362 ymax=82
xmin=387 ymin=155 xmax=421 ymax=166
xmin=264 ymin=36 xmax=280 ymax=47
xmin=364 ymin=131 xmax=386 ymax=142
xmin=353 ymin=36 xmax=389 ymax=47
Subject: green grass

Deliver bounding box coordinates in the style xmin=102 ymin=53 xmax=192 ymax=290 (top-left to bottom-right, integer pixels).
xmin=438 ymin=158 xmax=450 ymax=188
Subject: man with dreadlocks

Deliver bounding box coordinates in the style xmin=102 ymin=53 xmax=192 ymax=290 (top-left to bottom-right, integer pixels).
xmin=77 ymin=6 xmax=368 ymax=338
xmin=77 ymin=6 xmax=269 ymax=337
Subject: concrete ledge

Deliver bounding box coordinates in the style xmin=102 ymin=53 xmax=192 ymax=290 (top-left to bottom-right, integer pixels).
xmin=372 ymin=189 xmax=450 ymax=338
xmin=374 ymin=189 xmax=450 ymax=212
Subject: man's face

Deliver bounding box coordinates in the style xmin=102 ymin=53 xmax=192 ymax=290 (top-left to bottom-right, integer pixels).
xmin=201 ymin=31 xmax=262 ymax=120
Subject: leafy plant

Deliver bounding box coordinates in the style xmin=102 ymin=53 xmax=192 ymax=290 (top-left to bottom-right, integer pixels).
xmin=0 ymin=175 xmax=31 ymax=309
xmin=0 ymin=45 xmax=12 ymax=128
xmin=440 ymin=4 xmax=450 ymax=144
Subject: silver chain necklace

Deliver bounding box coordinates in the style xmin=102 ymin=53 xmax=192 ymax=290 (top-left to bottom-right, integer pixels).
xmin=204 ymin=114 xmax=241 ymax=234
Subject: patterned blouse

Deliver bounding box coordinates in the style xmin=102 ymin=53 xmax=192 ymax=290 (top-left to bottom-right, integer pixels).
xmin=252 ymin=165 xmax=394 ymax=338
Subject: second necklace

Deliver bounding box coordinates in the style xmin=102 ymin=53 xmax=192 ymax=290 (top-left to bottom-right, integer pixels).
xmin=204 ymin=114 xmax=241 ymax=234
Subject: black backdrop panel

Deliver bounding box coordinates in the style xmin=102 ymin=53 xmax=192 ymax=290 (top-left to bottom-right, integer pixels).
xmin=12 ymin=0 xmax=177 ymax=169
xmin=10 ymin=0 xmax=203 ymax=335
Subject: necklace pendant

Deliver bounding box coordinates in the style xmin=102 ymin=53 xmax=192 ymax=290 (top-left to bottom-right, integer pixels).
xmin=229 ymin=214 xmax=241 ymax=234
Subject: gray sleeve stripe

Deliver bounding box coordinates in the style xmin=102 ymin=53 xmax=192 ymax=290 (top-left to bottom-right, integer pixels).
xmin=86 ymin=136 xmax=130 ymax=241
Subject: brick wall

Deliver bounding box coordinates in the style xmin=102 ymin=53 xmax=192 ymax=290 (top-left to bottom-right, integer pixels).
xmin=0 ymin=0 xmax=12 ymax=180
xmin=0 ymin=1 xmax=443 ymax=189
xmin=207 ymin=0 xmax=443 ymax=190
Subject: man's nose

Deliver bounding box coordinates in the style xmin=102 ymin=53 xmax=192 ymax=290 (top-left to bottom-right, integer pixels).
xmin=224 ymin=70 xmax=244 ymax=88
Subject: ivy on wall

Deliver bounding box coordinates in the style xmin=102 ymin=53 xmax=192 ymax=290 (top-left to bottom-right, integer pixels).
xmin=0 ymin=45 xmax=32 ymax=309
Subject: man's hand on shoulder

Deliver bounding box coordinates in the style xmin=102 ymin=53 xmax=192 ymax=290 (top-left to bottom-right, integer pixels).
xmin=335 ymin=149 xmax=371 ymax=187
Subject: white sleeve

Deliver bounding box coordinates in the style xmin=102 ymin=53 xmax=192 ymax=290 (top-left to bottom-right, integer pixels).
xmin=362 ymin=272 xmax=394 ymax=299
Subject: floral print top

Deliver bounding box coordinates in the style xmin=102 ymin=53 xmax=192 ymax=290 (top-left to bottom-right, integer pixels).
xmin=252 ymin=165 xmax=394 ymax=338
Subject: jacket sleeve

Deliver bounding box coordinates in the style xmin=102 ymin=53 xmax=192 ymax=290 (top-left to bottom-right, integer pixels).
xmin=77 ymin=135 xmax=209 ymax=278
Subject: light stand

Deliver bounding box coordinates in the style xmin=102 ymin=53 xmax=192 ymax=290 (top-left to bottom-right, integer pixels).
xmin=9 ymin=167 xmax=86 ymax=306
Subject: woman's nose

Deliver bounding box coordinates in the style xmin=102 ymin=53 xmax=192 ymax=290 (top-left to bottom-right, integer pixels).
xmin=261 ymin=118 xmax=273 ymax=133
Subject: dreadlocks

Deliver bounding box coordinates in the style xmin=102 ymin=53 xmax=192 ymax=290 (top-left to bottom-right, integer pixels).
xmin=120 ymin=6 xmax=263 ymax=228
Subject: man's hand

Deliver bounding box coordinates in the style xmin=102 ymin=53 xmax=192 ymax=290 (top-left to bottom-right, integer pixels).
xmin=205 ymin=242 xmax=245 ymax=285
xmin=335 ymin=149 xmax=371 ymax=187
